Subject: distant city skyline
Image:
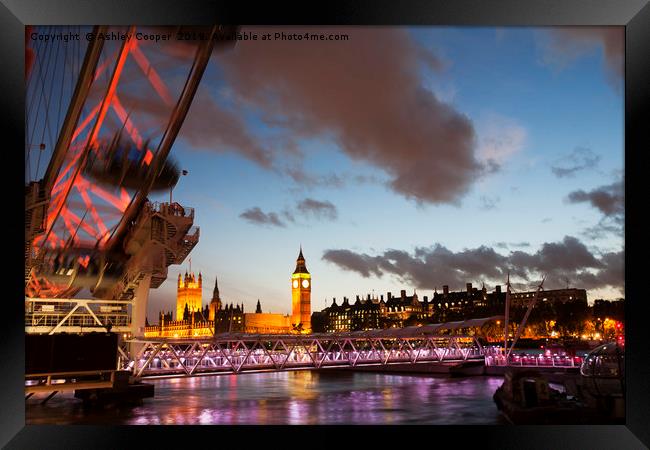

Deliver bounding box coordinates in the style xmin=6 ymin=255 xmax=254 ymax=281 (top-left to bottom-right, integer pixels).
xmin=144 ymin=26 xmax=624 ymax=319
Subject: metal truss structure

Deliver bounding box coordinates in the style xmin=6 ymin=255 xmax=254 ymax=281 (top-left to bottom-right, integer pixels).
xmin=25 ymin=297 xmax=132 ymax=335
xmin=115 ymin=316 xmax=580 ymax=377
xmin=124 ymin=333 xmax=486 ymax=378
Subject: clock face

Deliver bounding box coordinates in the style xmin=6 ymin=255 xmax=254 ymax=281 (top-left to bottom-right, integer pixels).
xmin=292 ymin=280 xmax=299 ymax=288
xmin=302 ymin=279 xmax=310 ymax=288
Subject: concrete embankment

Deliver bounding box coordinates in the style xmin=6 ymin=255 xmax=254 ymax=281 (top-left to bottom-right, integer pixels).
xmin=321 ymin=361 xmax=581 ymax=383
xmin=485 ymin=365 xmax=580 ymax=384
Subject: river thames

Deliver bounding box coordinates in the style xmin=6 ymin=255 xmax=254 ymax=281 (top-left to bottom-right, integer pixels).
xmin=26 ymin=371 xmax=509 ymax=425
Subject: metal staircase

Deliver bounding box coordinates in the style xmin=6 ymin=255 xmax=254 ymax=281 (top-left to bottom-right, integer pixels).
xmin=109 ymin=201 xmax=199 ymax=297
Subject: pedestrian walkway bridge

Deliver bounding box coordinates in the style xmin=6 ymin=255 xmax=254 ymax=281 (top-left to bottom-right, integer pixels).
xmin=122 ymin=316 xmax=505 ymax=377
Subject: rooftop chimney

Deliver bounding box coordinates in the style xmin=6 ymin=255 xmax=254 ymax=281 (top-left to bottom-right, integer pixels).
xmin=466 ymin=283 xmax=472 ymax=293
xmin=443 ymin=285 xmax=449 ymax=295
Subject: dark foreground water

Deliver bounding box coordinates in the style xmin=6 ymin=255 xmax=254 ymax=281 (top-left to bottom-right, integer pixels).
xmin=26 ymin=371 xmax=508 ymax=425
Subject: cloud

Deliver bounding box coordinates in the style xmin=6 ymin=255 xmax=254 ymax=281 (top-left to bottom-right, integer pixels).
xmin=476 ymin=114 xmax=527 ymax=172
xmin=214 ymin=27 xmax=484 ymax=205
xmin=180 ymin=93 xmax=275 ymax=167
xmin=539 ymin=27 xmax=623 ymax=92
xmin=551 ymin=147 xmax=600 ymax=178
xmin=296 ymin=198 xmax=338 ymax=220
xmin=285 ymin=168 xmax=345 ymax=189
xmin=551 ymin=147 xmax=601 ymax=178
xmin=116 ymin=88 xmax=275 ymax=168
xmin=239 ymin=207 xmax=286 ymax=227
xmin=241 ymin=198 xmax=338 ymax=227
xmin=566 ymin=180 xmax=624 ymax=240
xmin=494 ymin=242 xmax=530 ymax=249
xmin=581 ymin=218 xmax=623 ymax=240
xmin=479 ymin=195 xmax=500 ymax=211
xmin=321 ymin=249 xmax=384 ymax=278
xmin=566 ymin=180 xmax=624 ymax=219
xmin=322 ymin=236 xmax=623 ymax=294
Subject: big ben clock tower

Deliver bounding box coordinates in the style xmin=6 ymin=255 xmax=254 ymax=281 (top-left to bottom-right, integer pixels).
xmin=291 ymin=246 xmax=311 ymax=333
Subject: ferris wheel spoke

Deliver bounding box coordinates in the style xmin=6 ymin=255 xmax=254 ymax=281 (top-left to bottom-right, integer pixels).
xmin=130 ymin=42 xmax=174 ymax=107
xmin=78 ymin=188 xmax=109 ymax=238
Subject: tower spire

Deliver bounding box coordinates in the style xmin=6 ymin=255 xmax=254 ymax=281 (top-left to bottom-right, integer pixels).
xmin=294 ymin=246 xmax=309 ymax=274
xmin=213 ymin=275 xmax=220 ymax=299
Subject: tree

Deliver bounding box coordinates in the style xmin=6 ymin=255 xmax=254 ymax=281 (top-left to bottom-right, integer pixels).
xmin=555 ymin=301 xmax=589 ymax=337
xmin=403 ymin=314 xmax=422 ymax=327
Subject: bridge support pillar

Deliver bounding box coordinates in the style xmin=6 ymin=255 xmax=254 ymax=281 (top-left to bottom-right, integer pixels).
xmin=130 ymin=274 xmax=151 ymax=339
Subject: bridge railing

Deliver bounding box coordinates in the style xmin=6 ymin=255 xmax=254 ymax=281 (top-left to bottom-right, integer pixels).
xmin=123 ymin=334 xmax=487 ymax=377
xmin=485 ymin=354 xmax=583 ymax=368
xmin=25 ymin=297 xmax=132 ymax=334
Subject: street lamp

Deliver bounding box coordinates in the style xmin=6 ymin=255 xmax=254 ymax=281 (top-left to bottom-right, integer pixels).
xmin=170 ymin=169 xmax=189 ymax=204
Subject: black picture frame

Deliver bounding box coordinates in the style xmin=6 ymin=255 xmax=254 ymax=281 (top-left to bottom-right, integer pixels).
xmin=3 ymin=0 xmax=648 ymax=448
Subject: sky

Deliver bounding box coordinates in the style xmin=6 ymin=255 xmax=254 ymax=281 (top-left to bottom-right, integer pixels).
xmin=140 ymin=26 xmax=624 ymax=319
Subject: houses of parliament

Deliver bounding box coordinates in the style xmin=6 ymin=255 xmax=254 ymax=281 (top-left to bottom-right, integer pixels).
xmin=144 ymin=248 xmax=312 ymax=337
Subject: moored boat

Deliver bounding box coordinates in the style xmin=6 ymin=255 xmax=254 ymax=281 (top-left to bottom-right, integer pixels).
xmin=492 ymin=368 xmax=592 ymax=424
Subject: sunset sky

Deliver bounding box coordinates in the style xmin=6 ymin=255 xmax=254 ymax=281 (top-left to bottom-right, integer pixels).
xmin=142 ymin=26 xmax=624 ymax=319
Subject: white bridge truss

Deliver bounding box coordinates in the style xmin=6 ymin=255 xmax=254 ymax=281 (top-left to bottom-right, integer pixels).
xmin=123 ymin=334 xmax=486 ymax=378
xmin=25 ymin=297 xmax=132 ymax=335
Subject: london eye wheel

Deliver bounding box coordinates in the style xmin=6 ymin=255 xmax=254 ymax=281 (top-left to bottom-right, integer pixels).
xmin=25 ymin=25 xmax=236 ymax=301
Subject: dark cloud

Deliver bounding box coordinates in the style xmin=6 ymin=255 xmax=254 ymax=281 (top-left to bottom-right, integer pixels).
xmin=322 ymin=236 xmax=623 ymax=293
xmin=511 ymin=236 xmax=603 ymax=274
xmin=551 ymin=147 xmax=601 ymax=178
xmin=241 ymin=198 xmax=338 ymax=227
xmin=215 ymin=27 xmax=482 ymax=205
xmin=296 ymin=198 xmax=338 ymax=220
xmin=321 ymin=250 xmax=384 ymax=278
xmin=567 ymin=180 xmax=624 ymax=240
xmin=129 ymin=27 xmax=499 ymax=205
xmin=540 ymin=27 xmax=623 ymax=93
xmin=239 ymin=207 xmax=286 ymax=227
xmin=566 ymin=181 xmax=624 ymax=218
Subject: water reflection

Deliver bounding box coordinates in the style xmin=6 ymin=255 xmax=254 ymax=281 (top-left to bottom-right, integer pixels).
xmin=26 ymin=371 xmax=506 ymax=425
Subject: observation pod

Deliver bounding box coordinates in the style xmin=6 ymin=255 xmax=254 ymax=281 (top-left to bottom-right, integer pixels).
xmin=84 ymin=136 xmax=181 ymax=192
xmin=37 ymin=248 xmax=127 ymax=296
